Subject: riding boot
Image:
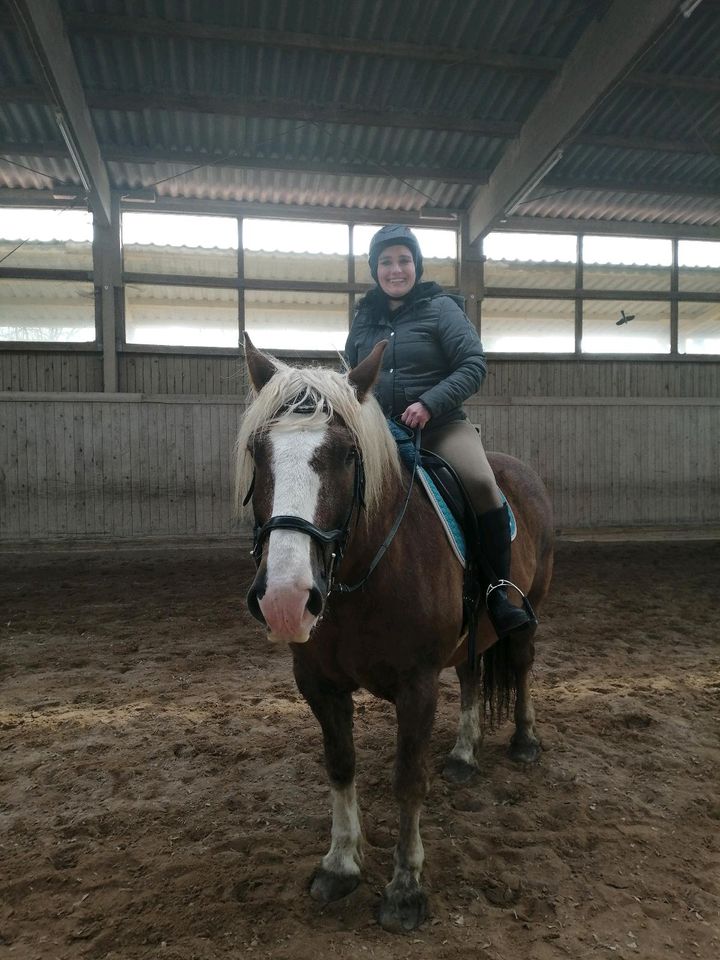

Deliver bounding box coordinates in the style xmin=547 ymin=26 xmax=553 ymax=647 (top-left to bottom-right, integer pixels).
xmin=476 ymin=503 xmax=536 ymax=639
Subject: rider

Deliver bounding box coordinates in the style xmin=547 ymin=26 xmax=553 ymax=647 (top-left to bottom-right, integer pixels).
xmin=344 ymin=224 xmax=533 ymax=640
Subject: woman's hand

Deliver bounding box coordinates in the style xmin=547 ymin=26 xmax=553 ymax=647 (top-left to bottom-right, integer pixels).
xmin=400 ymin=401 xmax=431 ymax=429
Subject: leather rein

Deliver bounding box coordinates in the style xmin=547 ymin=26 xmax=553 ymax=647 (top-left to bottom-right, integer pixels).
xmin=246 ymin=423 xmax=421 ymax=596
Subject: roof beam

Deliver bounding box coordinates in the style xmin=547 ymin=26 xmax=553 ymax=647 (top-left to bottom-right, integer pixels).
xmin=0 ymin=140 xmax=491 ymax=185
xmin=52 ymin=12 xmax=720 ymax=96
xmin=5 ymin=84 xmax=718 ymax=152
xmin=2 ymin=142 xmax=718 ymax=200
xmin=8 ymin=0 xmax=111 ymax=226
xmin=82 ymin=90 xmax=520 ymax=137
xmin=61 ymin=13 xmax=561 ymax=75
xmin=540 ymin=176 xmax=720 ymax=201
xmin=467 ymin=0 xmax=682 ymax=243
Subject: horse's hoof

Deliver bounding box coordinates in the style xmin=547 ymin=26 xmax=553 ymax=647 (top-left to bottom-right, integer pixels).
xmin=378 ymin=888 xmax=428 ymax=933
xmin=509 ymin=737 xmax=541 ymax=764
xmin=442 ymin=755 xmax=478 ymax=783
xmin=310 ymin=867 xmax=360 ymax=904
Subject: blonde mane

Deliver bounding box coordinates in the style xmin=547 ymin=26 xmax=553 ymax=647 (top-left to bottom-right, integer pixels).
xmin=234 ymin=358 xmax=402 ymax=519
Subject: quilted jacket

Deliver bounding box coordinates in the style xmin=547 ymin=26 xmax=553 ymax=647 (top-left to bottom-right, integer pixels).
xmin=344 ymin=282 xmax=487 ymax=429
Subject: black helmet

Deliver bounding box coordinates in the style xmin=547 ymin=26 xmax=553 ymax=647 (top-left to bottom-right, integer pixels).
xmin=368 ymin=224 xmax=424 ymax=284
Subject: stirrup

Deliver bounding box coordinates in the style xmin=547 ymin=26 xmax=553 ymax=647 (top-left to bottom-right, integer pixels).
xmin=486 ymin=580 xmax=538 ymax=635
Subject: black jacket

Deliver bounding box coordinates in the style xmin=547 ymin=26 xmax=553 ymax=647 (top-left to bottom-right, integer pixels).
xmin=344 ymin=282 xmax=487 ymax=429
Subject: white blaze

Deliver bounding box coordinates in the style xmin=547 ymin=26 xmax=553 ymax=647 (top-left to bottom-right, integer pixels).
xmin=267 ymin=427 xmax=325 ymax=586
xmin=258 ymin=427 xmax=326 ymax=642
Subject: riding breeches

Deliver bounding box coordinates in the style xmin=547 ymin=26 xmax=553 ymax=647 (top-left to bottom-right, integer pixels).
xmin=420 ymin=419 xmax=502 ymax=515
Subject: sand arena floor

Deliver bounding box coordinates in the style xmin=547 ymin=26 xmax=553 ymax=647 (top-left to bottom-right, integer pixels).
xmin=1 ymin=539 xmax=718 ymax=960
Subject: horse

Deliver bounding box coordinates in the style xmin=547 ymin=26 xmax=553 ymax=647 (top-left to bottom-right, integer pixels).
xmin=235 ymin=334 xmax=554 ymax=933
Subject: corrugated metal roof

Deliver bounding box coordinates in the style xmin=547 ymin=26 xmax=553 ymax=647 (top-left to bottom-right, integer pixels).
xmin=0 ymin=0 xmax=718 ymax=230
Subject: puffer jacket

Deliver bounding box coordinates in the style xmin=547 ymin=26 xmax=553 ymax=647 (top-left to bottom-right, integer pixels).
xmin=344 ymin=281 xmax=487 ymax=429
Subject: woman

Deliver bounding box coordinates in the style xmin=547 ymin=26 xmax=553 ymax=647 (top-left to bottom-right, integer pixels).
xmin=345 ymin=223 xmax=532 ymax=639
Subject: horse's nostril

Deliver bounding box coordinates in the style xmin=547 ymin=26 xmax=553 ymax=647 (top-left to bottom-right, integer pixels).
xmin=306 ymin=586 xmax=324 ymax=617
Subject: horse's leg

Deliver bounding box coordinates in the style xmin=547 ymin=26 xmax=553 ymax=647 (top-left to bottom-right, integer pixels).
xmin=508 ymin=630 xmax=541 ymax=763
xmin=443 ymin=659 xmax=482 ymax=783
xmin=379 ymin=672 xmax=438 ymax=933
xmin=293 ymin=664 xmax=363 ymax=904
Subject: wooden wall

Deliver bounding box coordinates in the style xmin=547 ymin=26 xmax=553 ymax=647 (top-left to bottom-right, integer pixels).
xmin=1 ymin=394 xmax=718 ymax=543
xmin=3 ymin=350 xmax=720 ymax=398
xmin=0 ymin=351 xmax=103 ymax=392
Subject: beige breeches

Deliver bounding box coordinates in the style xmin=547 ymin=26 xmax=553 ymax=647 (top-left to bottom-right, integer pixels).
xmin=420 ymin=419 xmax=502 ymax=515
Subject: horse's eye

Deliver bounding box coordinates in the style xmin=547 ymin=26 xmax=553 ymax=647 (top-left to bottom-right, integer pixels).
xmin=345 ymin=447 xmax=357 ymax=466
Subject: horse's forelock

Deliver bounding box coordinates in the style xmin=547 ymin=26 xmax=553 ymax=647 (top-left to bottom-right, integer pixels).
xmin=234 ymin=364 xmax=401 ymax=519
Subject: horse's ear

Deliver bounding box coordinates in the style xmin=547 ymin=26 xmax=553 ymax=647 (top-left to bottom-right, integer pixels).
xmin=348 ymin=340 xmax=388 ymax=401
xmin=244 ymin=333 xmax=277 ymax=392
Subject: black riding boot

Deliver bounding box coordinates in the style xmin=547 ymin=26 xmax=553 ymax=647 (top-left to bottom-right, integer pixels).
xmin=477 ymin=503 xmax=536 ymax=639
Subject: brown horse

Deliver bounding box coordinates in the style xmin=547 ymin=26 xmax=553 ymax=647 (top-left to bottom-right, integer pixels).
xmin=235 ymin=335 xmax=554 ymax=933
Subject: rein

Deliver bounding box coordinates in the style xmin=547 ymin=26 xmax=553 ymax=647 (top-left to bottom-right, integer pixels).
xmin=248 ymin=422 xmax=421 ymax=596
xmin=334 ymin=426 xmax=421 ymax=594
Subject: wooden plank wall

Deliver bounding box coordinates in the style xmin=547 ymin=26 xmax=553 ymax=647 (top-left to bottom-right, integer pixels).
xmin=0 ymin=352 xmax=103 ymax=392
xmin=2 ymin=352 xmax=720 ymax=398
xmin=1 ymin=394 xmax=718 ymax=542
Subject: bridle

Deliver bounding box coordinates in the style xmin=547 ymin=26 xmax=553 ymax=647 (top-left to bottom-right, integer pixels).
xmin=248 ymin=447 xmax=366 ymax=593
xmin=245 ymin=417 xmax=421 ymax=596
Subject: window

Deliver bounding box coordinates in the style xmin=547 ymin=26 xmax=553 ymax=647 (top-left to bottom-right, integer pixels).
xmin=679 ymin=302 xmax=720 ymax=355
xmin=678 ymin=240 xmax=720 ymax=294
xmin=480 ymin=298 xmax=575 ymax=353
xmin=583 ymin=236 xmax=671 ymax=291
xmin=122 ymin=212 xmax=238 ymax=277
xmin=484 ymin=232 xmax=576 ymax=289
xmin=125 ymin=284 xmax=239 ymax=348
xmin=582 ymin=300 xmax=670 ymax=354
xmin=0 ymin=279 xmax=95 ymax=342
xmin=245 ymin=291 xmax=349 ymax=352
xmin=244 ymin=219 xmax=348 ymax=283
xmin=0 ymin=207 xmax=93 ymax=270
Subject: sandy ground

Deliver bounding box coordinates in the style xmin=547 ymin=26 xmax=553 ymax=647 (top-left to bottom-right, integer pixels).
xmin=0 ymin=540 xmax=719 ymax=960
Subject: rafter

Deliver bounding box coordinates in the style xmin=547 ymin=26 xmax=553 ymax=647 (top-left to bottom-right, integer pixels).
xmin=0 ymin=140 xmax=491 ymax=185
xmin=8 ymin=0 xmax=111 ymax=226
xmin=61 ymin=13 xmax=562 ymax=74
xmin=467 ymin=0 xmax=685 ymax=242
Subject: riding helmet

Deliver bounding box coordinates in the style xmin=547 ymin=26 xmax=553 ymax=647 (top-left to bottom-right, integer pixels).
xmin=368 ymin=224 xmax=424 ymax=283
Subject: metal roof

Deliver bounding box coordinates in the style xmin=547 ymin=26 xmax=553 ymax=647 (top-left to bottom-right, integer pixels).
xmin=1 ymin=0 xmax=718 ymax=233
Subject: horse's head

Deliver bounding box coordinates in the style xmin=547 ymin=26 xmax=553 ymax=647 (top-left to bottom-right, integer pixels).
xmin=236 ymin=335 xmax=398 ymax=644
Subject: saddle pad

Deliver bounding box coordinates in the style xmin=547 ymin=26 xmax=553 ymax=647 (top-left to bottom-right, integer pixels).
xmin=388 ymin=420 xmax=517 ymax=567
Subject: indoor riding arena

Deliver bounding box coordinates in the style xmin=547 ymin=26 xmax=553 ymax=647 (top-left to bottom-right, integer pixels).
xmin=1 ymin=3 xmax=718 ymax=959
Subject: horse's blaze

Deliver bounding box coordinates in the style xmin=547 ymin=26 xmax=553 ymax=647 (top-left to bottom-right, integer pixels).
xmin=259 ymin=428 xmax=327 ymax=643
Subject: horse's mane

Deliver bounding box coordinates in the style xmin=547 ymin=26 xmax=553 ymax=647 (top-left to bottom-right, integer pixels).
xmin=234 ymin=358 xmax=402 ymax=519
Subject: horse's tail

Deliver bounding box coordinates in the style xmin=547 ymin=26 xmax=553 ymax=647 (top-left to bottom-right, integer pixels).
xmin=481 ymin=638 xmax=516 ymax=727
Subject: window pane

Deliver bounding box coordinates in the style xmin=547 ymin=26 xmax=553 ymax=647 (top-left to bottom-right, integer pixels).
xmin=582 ymin=300 xmax=670 ymax=354
xmin=245 ymin=291 xmax=348 ymax=351
xmin=122 ymin=213 xmax=238 ymax=277
xmin=353 ymin=224 xmax=457 ymax=286
xmin=678 ymin=240 xmax=720 ymax=294
xmin=0 ymin=208 xmax=93 ymax=270
xmin=483 ymin=231 xmax=576 ymax=289
xmin=125 ymin=284 xmax=238 ymax=347
xmin=583 ymin=236 xmax=671 ymax=291
xmin=481 ymin=297 xmax=575 ymax=352
xmin=679 ymin=302 xmax=720 ymax=355
xmin=0 ymin=279 xmax=96 ymax=342
xmin=244 ymin=219 xmax=348 ymax=283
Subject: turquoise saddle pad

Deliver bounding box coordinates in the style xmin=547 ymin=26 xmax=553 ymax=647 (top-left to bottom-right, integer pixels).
xmin=388 ymin=420 xmax=516 ymax=566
